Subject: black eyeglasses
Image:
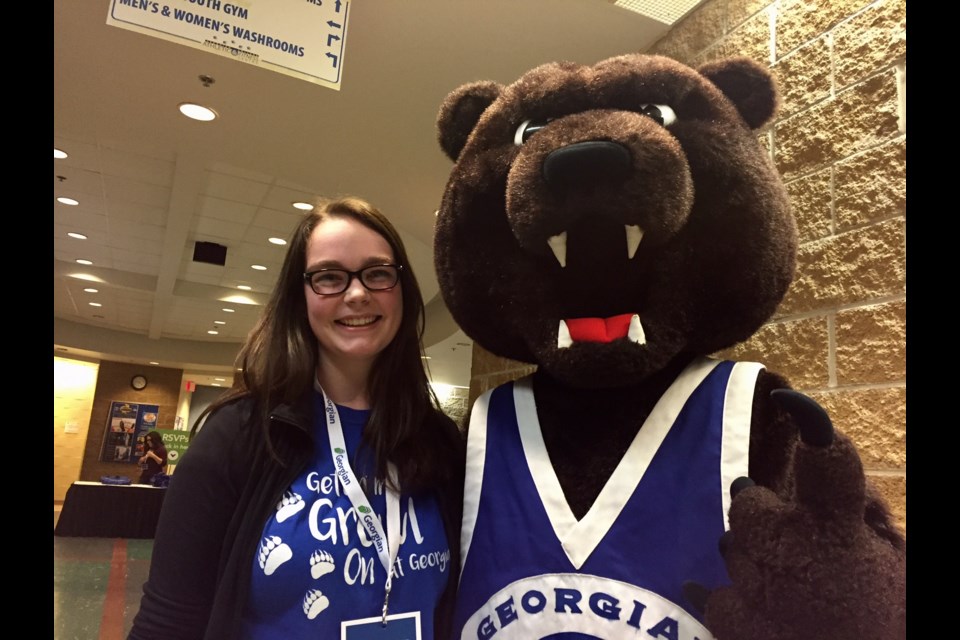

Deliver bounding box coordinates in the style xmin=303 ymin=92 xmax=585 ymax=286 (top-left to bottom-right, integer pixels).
xmin=303 ymin=264 xmax=403 ymax=296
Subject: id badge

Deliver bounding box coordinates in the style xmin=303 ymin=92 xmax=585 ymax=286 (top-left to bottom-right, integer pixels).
xmin=341 ymin=611 xmax=421 ymax=640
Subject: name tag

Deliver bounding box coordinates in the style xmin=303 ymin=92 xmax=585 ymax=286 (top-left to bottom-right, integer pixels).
xmin=342 ymin=611 xmax=421 ymax=640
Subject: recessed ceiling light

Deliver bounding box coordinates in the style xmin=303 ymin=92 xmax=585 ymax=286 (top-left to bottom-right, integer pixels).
xmin=207 ymin=330 xmax=219 ymax=335
xmin=83 ymin=288 xmax=98 ymax=293
xmin=222 ymin=307 xmax=235 ymax=313
xmin=68 ymin=232 xmax=88 ymax=240
xmin=70 ymin=273 xmax=104 ymax=283
xmin=149 ymin=361 xmax=159 ymax=365
xmin=76 ymin=259 xmax=93 ymax=265
xmin=211 ymin=383 xmax=222 ymax=386
xmin=178 ymin=103 xmax=218 ymax=121
xmin=54 ymin=148 xmax=68 ymax=159
xmin=58 ymin=197 xmax=79 ymax=206
xmin=292 ymin=201 xmax=314 ymax=211
xmin=268 ymin=237 xmax=287 ymax=245
xmin=89 ymin=302 xmax=102 ymax=307
xmin=251 ymin=265 xmax=267 ymax=271
xmin=237 ymin=284 xmax=252 ymax=291
xmin=214 ymin=377 xmax=226 ymax=381
xmin=213 ymin=320 xmax=226 ymax=325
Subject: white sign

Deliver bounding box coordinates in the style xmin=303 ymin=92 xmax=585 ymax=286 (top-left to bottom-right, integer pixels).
xmin=107 ymin=0 xmax=351 ymax=90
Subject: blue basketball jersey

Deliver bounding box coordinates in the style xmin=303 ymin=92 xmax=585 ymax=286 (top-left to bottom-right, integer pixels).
xmin=454 ymin=357 xmax=763 ymax=640
xmin=241 ymin=393 xmax=451 ymax=639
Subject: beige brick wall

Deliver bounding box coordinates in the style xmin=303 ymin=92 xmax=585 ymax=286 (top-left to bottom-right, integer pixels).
xmin=437 ymin=385 xmax=471 ymax=429
xmin=464 ymin=0 xmax=906 ymax=532
xmin=659 ymin=0 xmax=906 ymax=532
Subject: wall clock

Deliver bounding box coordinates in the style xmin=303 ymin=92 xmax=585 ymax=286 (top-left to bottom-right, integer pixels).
xmin=131 ymin=374 xmax=148 ymax=391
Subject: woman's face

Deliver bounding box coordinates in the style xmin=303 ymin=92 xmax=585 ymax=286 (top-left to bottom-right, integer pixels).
xmin=303 ymin=216 xmax=403 ymax=372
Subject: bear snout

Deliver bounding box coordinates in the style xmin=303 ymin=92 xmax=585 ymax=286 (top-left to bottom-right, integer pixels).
xmin=543 ymin=141 xmax=632 ymax=189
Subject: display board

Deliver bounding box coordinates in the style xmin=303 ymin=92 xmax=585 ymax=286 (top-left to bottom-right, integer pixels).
xmin=100 ymin=401 xmax=160 ymax=463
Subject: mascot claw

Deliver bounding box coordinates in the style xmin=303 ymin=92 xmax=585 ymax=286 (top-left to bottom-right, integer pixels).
xmin=690 ymin=394 xmax=905 ymax=640
xmin=769 ymin=389 xmax=834 ymax=447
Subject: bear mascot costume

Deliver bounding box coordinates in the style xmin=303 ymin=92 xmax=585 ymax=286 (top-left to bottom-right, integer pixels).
xmin=432 ymin=53 xmax=906 ymax=640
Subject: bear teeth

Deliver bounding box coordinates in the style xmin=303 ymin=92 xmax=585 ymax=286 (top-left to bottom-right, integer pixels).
xmin=547 ymin=232 xmax=567 ymax=267
xmin=625 ymin=224 xmax=644 ymax=259
xmin=546 ymin=225 xmax=644 ymax=268
xmin=627 ymin=314 xmax=646 ymax=344
xmin=558 ymin=318 xmax=573 ymax=348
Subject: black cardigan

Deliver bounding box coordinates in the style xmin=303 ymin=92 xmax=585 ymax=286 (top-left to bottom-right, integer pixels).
xmin=128 ymin=394 xmax=463 ymax=640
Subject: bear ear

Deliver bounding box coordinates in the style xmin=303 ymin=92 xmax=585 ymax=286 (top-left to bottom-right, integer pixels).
xmin=697 ymin=57 xmax=779 ymax=129
xmin=437 ymin=81 xmax=503 ymax=161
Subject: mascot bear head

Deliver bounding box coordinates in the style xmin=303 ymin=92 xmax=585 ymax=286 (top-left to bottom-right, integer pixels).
xmin=434 ymin=54 xmax=796 ymax=388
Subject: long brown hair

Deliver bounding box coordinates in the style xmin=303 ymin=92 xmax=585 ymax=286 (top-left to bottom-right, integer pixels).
xmin=195 ymin=196 xmax=460 ymax=492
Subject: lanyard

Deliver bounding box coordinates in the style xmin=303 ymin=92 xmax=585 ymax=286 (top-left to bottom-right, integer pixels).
xmin=321 ymin=388 xmax=401 ymax=624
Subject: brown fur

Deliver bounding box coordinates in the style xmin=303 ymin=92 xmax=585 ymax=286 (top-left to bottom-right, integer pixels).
xmin=435 ymin=53 xmax=905 ymax=639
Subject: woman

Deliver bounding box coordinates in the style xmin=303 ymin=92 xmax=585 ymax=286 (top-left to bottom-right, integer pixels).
xmin=129 ymin=196 xmax=465 ymax=639
xmin=137 ymin=431 xmax=168 ymax=485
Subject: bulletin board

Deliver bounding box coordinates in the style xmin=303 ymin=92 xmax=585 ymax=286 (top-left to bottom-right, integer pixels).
xmin=99 ymin=401 xmax=160 ymax=463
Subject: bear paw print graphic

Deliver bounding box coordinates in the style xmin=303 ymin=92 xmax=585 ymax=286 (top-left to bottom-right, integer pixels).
xmin=310 ymin=550 xmax=335 ymax=579
xmin=275 ymin=490 xmax=305 ymax=523
xmin=258 ymin=535 xmax=292 ymax=576
xmin=303 ymin=589 xmax=330 ymax=619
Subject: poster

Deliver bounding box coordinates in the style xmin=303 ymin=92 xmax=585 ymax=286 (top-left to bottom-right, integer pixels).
xmin=100 ymin=401 xmax=160 ymax=463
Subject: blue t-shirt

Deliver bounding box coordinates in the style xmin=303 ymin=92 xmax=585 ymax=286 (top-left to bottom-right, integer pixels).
xmin=240 ymin=395 xmax=451 ymax=639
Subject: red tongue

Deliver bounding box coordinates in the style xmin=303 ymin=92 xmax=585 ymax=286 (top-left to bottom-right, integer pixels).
xmin=565 ymin=314 xmax=634 ymax=343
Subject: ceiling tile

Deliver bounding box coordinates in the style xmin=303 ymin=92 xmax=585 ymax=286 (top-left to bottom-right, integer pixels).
xmin=251 ymin=208 xmax=303 ymax=234
xmin=193 ymin=216 xmax=249 ymax=242
xmin=99 ymin=147 xmax=176 ymax=186
xmin=205 ymin=172 xmax=272 ymax=205
xmin=107 ymin=219 xmax=166 ymax=243
xmin=199 ymin=195 xmax=258 ymax=225
xmin=102 ymin=175 xmax=171 ymax=209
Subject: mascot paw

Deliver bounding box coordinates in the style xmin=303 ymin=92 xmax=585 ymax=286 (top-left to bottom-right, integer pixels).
xmin=687 ymin=390 xmax=906 ymax=640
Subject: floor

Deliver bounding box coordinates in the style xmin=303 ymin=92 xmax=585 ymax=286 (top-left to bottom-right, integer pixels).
xmin=54 ymin=506 xmax=153 ymax=640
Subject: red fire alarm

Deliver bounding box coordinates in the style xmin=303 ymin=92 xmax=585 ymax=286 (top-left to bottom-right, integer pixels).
xmin=185 ymin=380 xmax=197 ymax=392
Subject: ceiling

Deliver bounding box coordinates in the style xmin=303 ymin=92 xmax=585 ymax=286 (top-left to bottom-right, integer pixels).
xmin=54 ymin=0 xmax=697 ymax=389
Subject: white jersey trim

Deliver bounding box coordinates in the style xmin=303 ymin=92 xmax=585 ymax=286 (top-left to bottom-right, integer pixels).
xmin=720 ymin=361 xmax=763 ymax=530
xmin=515 ymin=356 xmax=721 ymax=569
xmin=459 ymin=387 xmax=493 ymax=579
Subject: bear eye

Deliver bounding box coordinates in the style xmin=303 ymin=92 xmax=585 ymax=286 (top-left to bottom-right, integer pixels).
xmin=514 ymin=119 xmax=550 ymax=146
xmin=639 ymin=104 xmax=676 ymax=127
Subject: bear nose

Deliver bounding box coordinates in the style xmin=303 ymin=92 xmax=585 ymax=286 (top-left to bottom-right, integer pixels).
xmin=542 ymin=141 xmax=632 ymax=190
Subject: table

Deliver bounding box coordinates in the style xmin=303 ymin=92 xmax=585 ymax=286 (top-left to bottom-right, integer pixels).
xmin=54 ymin=481 xmax=167 ymax=538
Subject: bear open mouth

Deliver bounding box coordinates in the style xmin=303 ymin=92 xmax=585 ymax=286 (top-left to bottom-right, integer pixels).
xmin=558 ymin=314 xmax=646 ymax=347
xmin=546 ymin=225 xmax=644 ymax=267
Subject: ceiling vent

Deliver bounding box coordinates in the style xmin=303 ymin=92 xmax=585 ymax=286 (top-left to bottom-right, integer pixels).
xmin=611 ymin=0 xmax=706 ymax=25
xmin=193 ymin=241 xmax=227 ymax=266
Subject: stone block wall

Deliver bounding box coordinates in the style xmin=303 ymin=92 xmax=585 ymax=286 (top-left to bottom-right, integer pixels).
xmin=463 ymin=0 xmax=906 ymax=532
xmin=438 ymin=385 xmax=472 ymax=429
